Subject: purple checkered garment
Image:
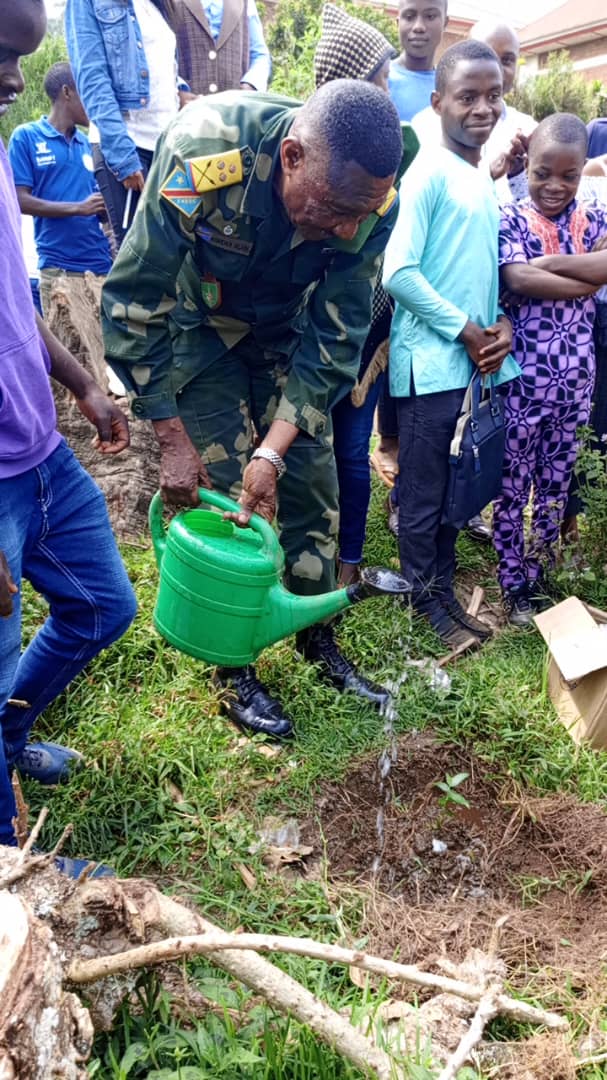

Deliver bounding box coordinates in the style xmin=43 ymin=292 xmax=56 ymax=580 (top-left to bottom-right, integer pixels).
xmin=499 ymin=197 xmax=607 ymax=400
xmin=494 ymin=197 xmax=607 ymax=592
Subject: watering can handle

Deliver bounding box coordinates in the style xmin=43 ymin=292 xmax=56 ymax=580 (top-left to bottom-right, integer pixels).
xmin=148 ymin=488 xmax=278 ymax=562
xmin=195 ymin=488 xmax=278 ymax=556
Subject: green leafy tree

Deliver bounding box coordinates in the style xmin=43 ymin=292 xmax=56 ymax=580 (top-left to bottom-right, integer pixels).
xmin=267 ymin=0 xmax=398 ymax=100
xmin=1 ymin=34 xmax=68 ymax=143
xmin=508 ymin=50 xmax=601 ymax=123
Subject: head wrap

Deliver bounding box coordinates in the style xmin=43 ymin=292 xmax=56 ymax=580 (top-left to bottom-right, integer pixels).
xmin=314 ymin=3 xmax=396 ymax=88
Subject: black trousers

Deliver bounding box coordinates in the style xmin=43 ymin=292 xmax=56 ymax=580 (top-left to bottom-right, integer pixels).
xmin=92 ymin=144 xmax=154 ymax=252
xmin=396 ymin=385 xmax=465 ymax=613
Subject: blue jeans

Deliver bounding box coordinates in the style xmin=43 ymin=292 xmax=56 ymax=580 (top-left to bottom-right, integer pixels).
xmin=93 ymin=143 xmax=154 ymax=251
xmin=0 ymin=441 xmax=137 ymax=844
xmin=333 ymin=302 xmax=392 ymax=565
xmin=333 ymin=373 xmax=384 ymax=564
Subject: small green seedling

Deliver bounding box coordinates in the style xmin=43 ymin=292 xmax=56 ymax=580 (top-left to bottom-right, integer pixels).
xmin=434 ymin=771 xmax=471 ymax=810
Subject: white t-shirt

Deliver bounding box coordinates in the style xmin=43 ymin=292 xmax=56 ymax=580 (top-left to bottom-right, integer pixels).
xmin=21 ymin=213 xmax=39 ymax=280
xmin=124 ymin=0 xmax=179 ymax=151
xmin=412 ymin=102 xmax=537 ymax=202
xmin=89 ymin=0 xmax=179 ymax=152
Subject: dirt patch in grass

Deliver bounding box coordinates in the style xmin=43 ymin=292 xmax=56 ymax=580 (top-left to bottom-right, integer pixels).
xmin=304 ymin=732 xmax=607 ymax=1002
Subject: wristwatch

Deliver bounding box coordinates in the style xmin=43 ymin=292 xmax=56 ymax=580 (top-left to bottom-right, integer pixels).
xmin=251 ymin=447 xmax=287 ymax=479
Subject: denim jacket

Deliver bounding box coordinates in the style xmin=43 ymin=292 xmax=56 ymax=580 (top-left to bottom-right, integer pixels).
xmin=65 ymin=0 xmax=171 ymax=181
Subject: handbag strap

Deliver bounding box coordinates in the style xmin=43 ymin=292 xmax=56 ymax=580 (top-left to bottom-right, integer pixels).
xmin=448 ymin=372 xmax=498 ymax=458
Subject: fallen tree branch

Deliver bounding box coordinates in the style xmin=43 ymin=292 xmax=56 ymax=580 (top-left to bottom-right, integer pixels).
xmin=149 ymin=893 xmax=399 ymax=1079
xmin=20 ymin=806 xmax=49 ymax=859
xmin=11 ymin=774 xmax=29 ymax=849
xmin=437 ymin=982 xmax=502 ymax=1080
xmin=576 ymin=1049 xmax=607 ymax=1069
xmin=0 ymin=820 xmax=72 ymax=888
xmin=66 ymin=929 xmax=567 ymax=1030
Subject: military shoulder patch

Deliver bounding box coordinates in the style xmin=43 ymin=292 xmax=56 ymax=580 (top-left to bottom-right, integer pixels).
xmin=376 ymin=188 xmax=397 ymax=218
xmin=160 ymin=165 xmax=203 ymax=217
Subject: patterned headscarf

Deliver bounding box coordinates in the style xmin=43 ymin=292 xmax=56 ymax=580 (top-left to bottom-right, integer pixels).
xmin=314 ymin=4 xmax=396 ymax=89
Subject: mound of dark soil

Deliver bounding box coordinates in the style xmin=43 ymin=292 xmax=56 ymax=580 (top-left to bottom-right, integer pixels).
xmin=304 ymin=732 xmax=607 ymax=998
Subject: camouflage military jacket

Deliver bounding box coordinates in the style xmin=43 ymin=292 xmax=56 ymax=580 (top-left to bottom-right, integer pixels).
xmin=101 ymin=91 xmax=399 ymax=438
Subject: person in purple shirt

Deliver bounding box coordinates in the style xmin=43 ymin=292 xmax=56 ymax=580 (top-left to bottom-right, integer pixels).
xmin=0 ymin=0 xmax=137 ymax=872
xmin=496 ymin=113 xmax=607 ymax=626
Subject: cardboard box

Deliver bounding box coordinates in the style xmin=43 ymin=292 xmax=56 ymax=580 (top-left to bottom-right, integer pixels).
xmin=534 ymin=596 xmax=607 ymax=749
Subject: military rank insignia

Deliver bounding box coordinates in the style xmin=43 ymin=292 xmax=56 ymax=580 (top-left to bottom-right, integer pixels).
xmin=376 ymin=187 xmax=397 ymax=218
xmin=186 ymin=149 xmax=244 ymax=193
xmin=201 ymin=274 xmax=222 ymax=309
xmin=160 ymin=166 xmax=203 ymax=217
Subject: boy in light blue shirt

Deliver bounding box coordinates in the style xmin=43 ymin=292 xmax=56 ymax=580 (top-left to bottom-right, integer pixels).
xmin=388 ymin=0 xmax=448 ymax=122
xmin=378 ymin=0 xmax=450 ymax=526
xmin=383 ymin=39 xmax=519 ymax=649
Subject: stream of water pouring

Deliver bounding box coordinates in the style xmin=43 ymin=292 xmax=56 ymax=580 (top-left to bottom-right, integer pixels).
xmin=371 ymin=668 xmax=409 ymax=878
xmin=370 ymin=598 xmax=452 ymax=879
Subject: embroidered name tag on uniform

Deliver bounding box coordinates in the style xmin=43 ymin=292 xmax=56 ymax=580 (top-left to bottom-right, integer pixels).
xmin=376 ymin=187 xmax=397 ymax=217
xmin=196 ymin=224 xmax=253 ymax=256
xmin=160 ymin=165 xmax=202 ymax=217
xmin=201 ymin=274 xmax=222 ymax=308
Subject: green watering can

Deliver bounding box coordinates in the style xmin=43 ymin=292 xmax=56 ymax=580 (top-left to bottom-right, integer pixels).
xmin=149 ymin=489 xmax=411 ymax=667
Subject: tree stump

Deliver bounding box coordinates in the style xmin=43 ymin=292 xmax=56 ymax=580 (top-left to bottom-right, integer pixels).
xmin=0 ymin=891 xmax=93 ymax=1079
xmin=46 ymin=272 xmax=160 ymax=540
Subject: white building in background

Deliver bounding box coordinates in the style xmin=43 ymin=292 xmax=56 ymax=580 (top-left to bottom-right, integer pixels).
xmin=519 ymin=0 xmax=607 ymax=86
xmin=365 ymin=0 xmax=569 ymax=58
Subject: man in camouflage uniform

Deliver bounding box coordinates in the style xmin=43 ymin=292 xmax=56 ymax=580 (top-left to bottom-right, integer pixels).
xmin=102 ymin=79 xmax=403 ymax=738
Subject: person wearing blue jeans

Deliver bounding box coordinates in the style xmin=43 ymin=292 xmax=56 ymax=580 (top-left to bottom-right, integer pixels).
xmin=312 ymin=3 xmax=406 ymax=583
xmin=0 ymin=0 xmax=136 ymax=870
xmin=0 ymin=444 xmax=137 ymax=843
xmin=332 ymin=300 xmax=391 ymax=580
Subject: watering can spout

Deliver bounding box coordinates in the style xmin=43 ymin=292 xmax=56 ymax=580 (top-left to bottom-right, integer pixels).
xmin=255 ymin=567 xmax=412 ymax=653
xmin=346 ymin=567 xmax=412 ymax=604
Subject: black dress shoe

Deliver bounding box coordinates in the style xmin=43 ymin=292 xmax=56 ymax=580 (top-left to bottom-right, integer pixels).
xmin=216 ymin=666 xmax=294 ymax=739
xmin=442 ymin=598 xmax=492 ymax=641
xmin=296 ymin=624 xmax=389 ymax=708
xmin=465 ymin=514 xmax=492 ymax=543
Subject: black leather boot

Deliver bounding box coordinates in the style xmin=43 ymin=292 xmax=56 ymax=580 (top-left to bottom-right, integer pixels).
xmin=216 ymin=666 xmax=294 ymax=739
xmin=296 ymin=623 xmax=389 ymax=708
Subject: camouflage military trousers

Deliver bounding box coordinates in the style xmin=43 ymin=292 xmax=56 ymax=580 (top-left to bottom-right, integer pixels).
xmin=175 ymin=334 xmax=339 ymax=596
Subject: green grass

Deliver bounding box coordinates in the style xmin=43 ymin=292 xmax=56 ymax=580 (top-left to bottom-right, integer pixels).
xmin=18 ymin=477 xmax=607 ymax=1078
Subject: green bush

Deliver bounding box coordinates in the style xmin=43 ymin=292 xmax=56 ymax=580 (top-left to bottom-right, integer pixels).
xmin=267 ymin=0 xmax=398 ymax=100
xmin=550 ymin=429 xmax=607 ymax=609
xmin=509 ymin=50 xmax=601 ymax=123
xmin=1 ymin=34 xmax=68 ymax=142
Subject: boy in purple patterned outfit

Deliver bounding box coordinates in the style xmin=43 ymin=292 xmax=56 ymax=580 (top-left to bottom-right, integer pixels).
xmin=495 ymin=113 xmax=607 ymax=625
